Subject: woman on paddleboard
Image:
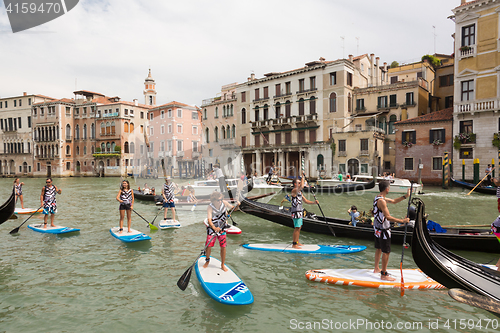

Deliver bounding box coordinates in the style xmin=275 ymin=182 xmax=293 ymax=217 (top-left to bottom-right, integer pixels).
xmin=14 ymin=178 xmax=25 ymax=209
xmin=204 ymin=192 xmax=239 ymax=272
xmin=40 ymin=178 xmax=62 ymax=228
xmin=117 ymin=180 xmax=134 ymax=234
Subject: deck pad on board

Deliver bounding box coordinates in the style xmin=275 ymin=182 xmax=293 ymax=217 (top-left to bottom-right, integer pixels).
xmin=159 ymin=219 xmax=181 ymax=229
xmin=110 ymin=227 xmax=151 ymax=242
xmin=243 ymin=244 xmax=366 ymax=254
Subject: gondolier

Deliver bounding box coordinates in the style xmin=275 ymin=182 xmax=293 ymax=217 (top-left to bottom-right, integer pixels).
xmin=373 ymin=180 xmax=410 ymax=281
xmin=40 ymin=178 xmax=62 ymax=228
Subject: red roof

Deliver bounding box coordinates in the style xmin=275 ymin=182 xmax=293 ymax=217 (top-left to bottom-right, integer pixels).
xmin=395 ymin=108 xmax=453 ymax=125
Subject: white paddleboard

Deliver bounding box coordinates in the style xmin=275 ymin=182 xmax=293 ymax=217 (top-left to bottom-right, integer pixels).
xmin=242 ymin=244 xmax=366 ymax=254
xmin=109 ymin=227 xmax=151 ymax=243
xmin=305 ymin=268 xmax=445 ymax=289
xmin=28 ymin=224 xmax=80 ymax=234
xmin=203 ymin=218 xmax=241 ymax=235
xmin=195 ymin=256 xmax=253 ymax=305
xmin=159 ymin=219 xmax=181 ymax=229
xmin=15 ymin=208 xmax=43 ymax=215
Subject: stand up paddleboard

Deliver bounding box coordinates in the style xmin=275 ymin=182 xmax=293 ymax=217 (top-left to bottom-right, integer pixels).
xmin=203 ymin=218 xmax=241 ymax=235
xmin=28 ymin=224 xmax=80 ymax=234
xmin=242 ymin=244 xmax=366 ymax=254
xmin=305 ymin=269 xmax=445 ymax=289
xmin=195 ymin=256 xmax=253 ymax=305
xmin=159 ymin=219 xmax=181 ymax=229
xmin=15 ymin=208 xmax=43 ymax=215
xmin=109 ymin=227 xmax=151 ymax=242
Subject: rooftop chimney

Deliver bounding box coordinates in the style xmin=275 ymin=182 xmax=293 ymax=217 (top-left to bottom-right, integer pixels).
xmin=461 ymin=0 xmax=466 ymax=4
xmin=23 ymin=92 xmax=27 ymax=96
xmin=251 ymin=73 xmax=255 ymax=80
xmin=133 ymin=99 xmax=138 ymax=106
xmin=348 ymin=54 xmax=353 ymax=62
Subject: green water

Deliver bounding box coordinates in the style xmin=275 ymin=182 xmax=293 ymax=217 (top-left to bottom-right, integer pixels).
xmin=0 ymin=177 xmax=499 ymax=333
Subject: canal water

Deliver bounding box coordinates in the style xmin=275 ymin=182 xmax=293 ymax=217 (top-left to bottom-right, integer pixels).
xmin=0 ymin=177 xmax=499 ymax=333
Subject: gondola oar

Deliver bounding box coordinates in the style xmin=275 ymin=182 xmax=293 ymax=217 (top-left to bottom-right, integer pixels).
xmin=467 ymin=167 xmax=494 ymax=195
xmin=9 ymin=206 xmax=43 ymax=234
xmin=400 ymin=182 xmax=414 ymax=296
xmin=224 ymin=179 xmax=238 ymax=226
xmin=132 ymin=209 xmax=159 ymax=231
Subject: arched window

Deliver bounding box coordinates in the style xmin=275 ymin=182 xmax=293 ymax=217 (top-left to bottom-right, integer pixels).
xmin=317 ymin=154 xmax=324 ymax=170
xmin=223 ymin=105 xmax=226 ymax=117
xmin=106 ymin=142 xmax=111 ymax=152
xmin=254 ymin=106 xmax=259 ymax=122
xmin=76 ymin=146 xmax=80 ymax=155
xmin=275 ymin=102 xmax=281 ymax=118
xmin=100 ymin=123 xmax=105 ymax=135
xmin=65 ymin=124 xmax=71 ymax=140
xmin=124 ymin=141 xmax=129 ymax=153
xmin=130 ymin=142 xmax=135 ymax=153
xmin=111 ymin=142 xmax=116 ymax=152
xmin=378 ymin=116 xmax=387 ymax=134
xmin=83 ymin=124 xmax=87 ymax=139
xmin=83 ymin=146 xmax=87 ymax=155
xmin=285 ymin=100 xmax=291 ymax=117
xmin=205 ymin=128 xmax=210 ymax=143
xmin=298 ymin=98 xmax=305 ymax=115
xmin=130 ymin=123 xmax=134 ymax=133
xmin=241 ymin=108 xmax=246 ymax=124
xmin=124 ymin=122 xmax=129 ymax=133
xmin=214 ymin=126 xmax=219 ymax=142
xmin=111 ymin=121 xmax=116 ymax=134
xmin=329 ymin=93 xmax=337 ymax=113
xmin=75 ymin=124 xmax=80 ymax=140
xmin=101 ymin=143 xmax=105 ymax=152
xmin=227 ymin=125 xmax=230 ymax=139
xmin=91 ymin=123 xmax=95 ymax=139
xmin=232 ymin=124 xmax=236 ymax=138
xmin=388 ymin=114 xmax=397 ymax=134
xmin=263 ymin=104 xmax=269 ymax=120
xmin=66 ymin=145 xmax=70 ymax=155
xmin=230 ymin=105 xmax=233 ymax=116
xmin=309 ymin=97 xmax=316 ymax=114
xmin=106 ymin=122 xmax=111 ymax=135
xmin=222 ymin=126 xmax=226 ymax=139
xmin=215 ymin=107 xmax=219 ymax=118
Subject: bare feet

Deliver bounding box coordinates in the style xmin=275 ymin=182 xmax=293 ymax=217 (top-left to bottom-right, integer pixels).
xmin=292 ymin=245 xmax=302 ymax=249
xmin=381 ymin=273 xmax=396 ymax=281
xmin=373 ymin=268 xmax=381 ymax=274
xmin=51 ymin=224 xmax=56 ymax=228
xmin=221 ymin=265 xmax=228 ymax=272
xmin=127 ymin=229 xmax=131 ymax=233
xmin=203 ymin=260 xmax=210 ymax=269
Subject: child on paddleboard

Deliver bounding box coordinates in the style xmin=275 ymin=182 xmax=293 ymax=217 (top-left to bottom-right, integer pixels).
xmin=14 ymin=178 xmax=25 ymax=209
xmin=204 ymin=191 xmax=239 ymax=272
xmin=40 ymin=178 xmax=62 ymax=228
xmin=117 ymin=180 xmax=134 ymax=234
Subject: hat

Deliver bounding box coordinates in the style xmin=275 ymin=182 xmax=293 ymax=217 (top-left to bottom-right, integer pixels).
xmin=165 ymin=176 xmax=171 ymax=181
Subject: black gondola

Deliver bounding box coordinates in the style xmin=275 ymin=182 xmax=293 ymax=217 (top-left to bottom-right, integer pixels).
xmin=451 ymin=178 xmax=496 ymax=195
xmin=0 ymin=187 xmax=16 ymax=225
xmin=411 ymin=197 xmax=500 ymax=313
xmin=281 ymin=178 xmax=376 ymax=194
xmin=238 ymin=197 xmax=500 ymax=253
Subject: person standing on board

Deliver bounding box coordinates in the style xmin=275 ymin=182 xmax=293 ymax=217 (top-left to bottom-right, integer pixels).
xmin=40 ymin=178 xmax=62 ymax=228
xmin=373 ymin=180 xmax=411 ymax=281
xmin=203 ymin=191 xmax=239 ymax=272
xmin=486 ymin=164 xmax=493 ymax=186
xmin=14 ymin=178 xmax=25 ymax=209
xmin=162 ymin=176 xmax=176 ymax=221
xmin=290 ymin=172 xmax=319 ymax=249
xmin=266 ymin=163 xmax=275 ymax=184
xmin=116 ymin=180 xmax=134 ymax=234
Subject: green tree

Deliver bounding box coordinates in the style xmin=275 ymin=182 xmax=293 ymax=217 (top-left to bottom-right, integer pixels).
xmin=390 ymin=61 xmax=399 ymax=68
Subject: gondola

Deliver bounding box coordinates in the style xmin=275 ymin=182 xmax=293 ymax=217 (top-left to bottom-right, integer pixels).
xmin=281 ymin=178 xmax=375 ymax=194
xmin=411 ymin=197 xmax=500 ymax=314
xmin=0 ymin=187 xmax=16 ymax=225
xmin=238 ymin=197 xmax=500 ymax=253
xmin=451 ymin=178 xmax=496 ymax=195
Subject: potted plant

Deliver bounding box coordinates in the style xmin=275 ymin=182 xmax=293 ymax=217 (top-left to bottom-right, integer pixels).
xmin=403 ymin=141 xmax=413 ymax=148
xmin=460 ymin=45 xmax=471 ymax=52
xmin=432 ymin=139 xmax=443 ymax=146
xmin=493 ymin=133 xmax=500 ymax=149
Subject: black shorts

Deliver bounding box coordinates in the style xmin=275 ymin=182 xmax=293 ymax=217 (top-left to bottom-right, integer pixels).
xmin=119 ymin=203 xmax=131 ymax=211
xmin=375 ymin=236 xmax=391 ymax=254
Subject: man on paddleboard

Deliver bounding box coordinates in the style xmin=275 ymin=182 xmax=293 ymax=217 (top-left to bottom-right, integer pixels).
xmin=40 ymin=178 xmax=62 ymax=228
xmin=373 ymin=180 xmax=410 ymax=281
xmin=291 ymin=172 xmax=318 ymax=249
xmin=204 ymin=191 xmax=239 ymax=272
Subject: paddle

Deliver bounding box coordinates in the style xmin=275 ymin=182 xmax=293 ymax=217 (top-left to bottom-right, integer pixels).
xmin=400 ymin=182 xmax=414 ymax=296
xmin=150 ymin=207 xmax=163 ymax=226
xmin=467 ymin=167 xmax=495 ymax=195
xmin=132 ymin=209 xmax=159 ymax=231
xmin=448 ymin=288 xmax=500 ymax=315
xmin=9 ymin=206 xmax=43 ymax=234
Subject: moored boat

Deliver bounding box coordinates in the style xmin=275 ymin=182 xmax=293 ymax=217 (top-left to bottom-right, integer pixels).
xmin=282 ymin=178 xmax=375 ymax=194
xmin=318 ymin=175 xmax=420 ymax=194
xmin=0 ymin=187 xmax=16 ymax=225
xmin=451 ymin=178 xmax=496 ymax=195
xmin=238 ymin=197 xmax=500 ymax=253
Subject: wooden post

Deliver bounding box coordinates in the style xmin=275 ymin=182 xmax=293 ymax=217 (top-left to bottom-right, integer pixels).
xmin=493 ymin=158 xmax=496 ymax=179
xmin=462 ymin=159 xmax=465 ymax=181
xmin=443 ymin=152 xmax=449 ymax=189
xmin=473 ymin=158 xmax=480 ymax=185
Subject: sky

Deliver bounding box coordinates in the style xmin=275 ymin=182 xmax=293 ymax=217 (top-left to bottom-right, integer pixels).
xmin=0 ymin=0 xmax=458 ymax=107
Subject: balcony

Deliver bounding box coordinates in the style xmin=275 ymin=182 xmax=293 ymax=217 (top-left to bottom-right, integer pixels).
xmin=338 ymin=151 xmax=347 ymax=157
xmin=296 ymin=88 xmax=317 ymax=96
xmin=65 ymin=136 xmax=72 ymax=142
xmin=220 ymin=138 xmax=236 ymax=146
xmin=360 ymin=150 xmax=370 ymax=156
xmin=273 ymin=92 xmax=292 ymax=99
xmin=93 ymin=152 xmax=121 ymax=158
xmin=459 ymin=45 xmax=475 ymax=59
xmin=400 ymin=102 xmax=416 ymax=108
xmin=177 ymin=151 xmax=185 ymax=158
xmin=192 ymin=151 xmax=201 ymax=159
xmin=253 ymin=96 xmax=270 ymax=103
xmin=455 ymin=99 xmax=498 ymax=114
xmin=102 ymin=112 xmax=119 ymax=118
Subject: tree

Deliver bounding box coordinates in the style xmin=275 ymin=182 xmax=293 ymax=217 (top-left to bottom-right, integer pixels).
xmin=390 ymin=61 xmax=399 ymax=68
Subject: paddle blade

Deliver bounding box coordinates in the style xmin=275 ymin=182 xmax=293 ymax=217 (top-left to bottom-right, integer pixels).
xmin=177 ymin=266 xmax=194 ymax=291
xmin=9 ymin=227 xmax=20 ymax=235
xmin=400 ymin=263 xmax=405 ymax=296
xmin=9 ymin=214 xmax=18 ymax=220
xmin=191 ymin=204 xmax=196 ymax=212
xmin=149 ymin=224 xmax=159 ymax=231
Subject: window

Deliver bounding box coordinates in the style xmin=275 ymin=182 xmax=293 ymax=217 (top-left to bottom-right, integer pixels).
xmin=348 ymin=93 xmax=352 ymax=113
xmin=255 ymin=88 xmax=260 ymax=100
xmin=432 ymin=157 xmax=443 ymax=171
xmin=241 ymin=108 xmax=246 ymax=124
xmin=339 ymin=164 xmax=346 ymax=174
xmin=402 ymin=130 xmax=416 ymax=144
xmin=177 ymin=109 xmax=182 ymax=118
xmin=215 ymin=107 xmax=218 ymax=118
xmin=66 ymin=107 xmax=71 ymax=115
xmin=192 ymin=141 xmax=198 ymax=152
xmin=167 ymin=140 xmax=172 ymax=151
xmin=203 ymin=109 xmax=207 ymax=120
xmin=460 ymin=120 xmax=473 ymax=134
xmin=461 ymin=80 xmax=474 ymax=101
xmin=275 ymin=84 xmax=281 ymax=97
xmin=310 ymin=76 xmax=316 ymax=90
xmin=390 ymin=76 xmax=398 ymax=84
xmin=377 ymin=96 xmax=388 ymax=108
xmin=389 ymin=94 xmax=397 ymax=107
xmin=168 ymin=109 xmax=172 ymax=118
xmin=177 ymin=124 xmax=182 ymax=134
xmin=141 ymin=111 xmax=144 ymax=119
xmin=14 ymin=100 xmax=16 ymax=107
xmin=388 ymin=114 xmax=397 ymax=134
xmin=241 ymin=91 xmax=246 ymax=102
xmin=160 ymin=141 xmax=165 ymax=152
xmin=405 ymin=92 xmax=414 ymax=105
xmin=285 ymin=82 xmax=291 ymax=94
xmin=338 ymin=140 xmax=346 ymax=152
xmin=177 ymin=140 xmax=183 ymax=152
xmin=309 ymin=97 xmax=316 ymax=115
xmin=285 ymin=101 xmax=291 ymax=117
xmin=161 ymin=125 xmax=165 ymax=134
xmin=241 ymin=136 xmax=246 ymax=148
xmin=330 ymin=72 xmax=336 ymax=85
xmin=149 ymin=112 xmax=153 ymax=120
xmin=205 ymin=128 xmax=209 ymax=143
xmin=214 ymin=127 xmax=218 ymax=142
xmin=192 ymin=111 xmax=198 ymax=120
xmin=329 ymin=93 xmax=337 ymax=113
xmin=356 ymin=99 xmax=365 ymax=111
xmin=28 ymin=98 xmax=31 ymax=105
xmin=263 ymin=86 xmax=269 ymax=99
xmin=66 ymin=162 xmax=71 ymax=170
xmin=404 ymin=158 xmax=414 ymax=171
xmin=346 ymin=72 xmax=353 ymax=86
xmin=360 ymin=139 xmax=368 ymax=151
xmin=360 ymin=164 xmax=368 ymax=174
xmin=168 ymin=124 xmax=172 ymax=133
xmin=462 ymin=24 xmax=475 ymax=46
xmin=161 ymin=110 xmax=165 ymax=119
xmin=445 ymin=96 xmax=454 ymax=108
xmin=460 ymin=147 xmax=473 ymax=159
xmin=298 ymin=99 xmax=305 ymax=115
xmin=298 ymin=79 xmax=305 ymax=92
xmin=439 ymin=74 xmax=454 ymax=87
xmin=192 ymin=126 xmax=198 ymax=135
xmin=429 ymin=129 xmax=445 ymax=144
xmin=150 ymin=127 xmax=153 ymax=136
xmin=254 ymin=107 xmax=259 ymax=122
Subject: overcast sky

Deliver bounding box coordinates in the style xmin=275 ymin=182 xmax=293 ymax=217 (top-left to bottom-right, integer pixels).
xmin=0 ymin=0 xmax=458 ymax=107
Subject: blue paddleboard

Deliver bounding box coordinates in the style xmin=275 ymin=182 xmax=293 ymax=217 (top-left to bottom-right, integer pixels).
xmin=109 ymin=227 xmax=151 ymax=243
xmin=195 ymin=256 xmax=253 ymax=305
xmin=242 ymin=243 xmax=366 ymax=254
xmin=28 ymin=224 xmax=80 ymax=234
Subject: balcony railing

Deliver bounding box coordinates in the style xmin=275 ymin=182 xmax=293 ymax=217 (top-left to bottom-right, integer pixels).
xmin=456 ymin=99 xmax=498 ymax=113
xmin=273 ymin=92 xmax=292 ymax=98
xmin=192 ymin=151 xmax=201 ymax=159
xmin=220 ymin=138 xmax=236 ymax=146
xmin=102 ymin=112 xmax=119 ymax=118
xmin=459 ymin=45 xmax=475 ymax=59
xmin=177 ymin=151 xmax=185 ymax=158
xmin=65 ymin=136 xmax=72 ymax=142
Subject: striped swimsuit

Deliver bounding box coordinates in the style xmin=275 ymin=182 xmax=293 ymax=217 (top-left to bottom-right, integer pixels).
xmin=291 ymin=191 xmax=303 ymax=219
xmin=373 ymin=195 xmax=391 ymax=239
xmin=43 ymin=185 xmax=57 ymax=210
xmin=15 ymin=184 xmax=22 ymax=196
xmin=207 ymin=202 xmax=227 ymax=236
xmin=120 ymin=189 xmax=132 ymax=206
xmin=163 ymin=183 xmax=175 ymax=203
